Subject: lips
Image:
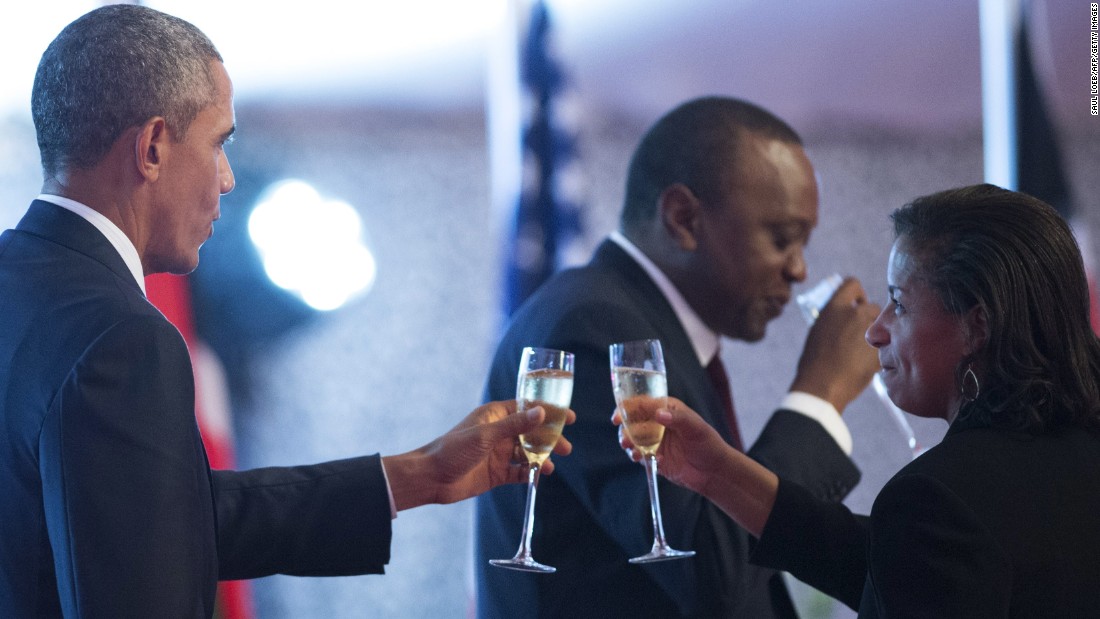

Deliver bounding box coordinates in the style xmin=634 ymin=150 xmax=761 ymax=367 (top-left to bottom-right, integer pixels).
xmin=764 ymin=297 xmax=786 ymax=318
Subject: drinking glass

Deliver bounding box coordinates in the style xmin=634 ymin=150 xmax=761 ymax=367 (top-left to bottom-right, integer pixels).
xmin=610 ymin=339 xmax=695 ymax=563
xmin=795 ymin=274 xmax=925 ymax=459
xmin=490 ymin=346 xmax=574 ymax=573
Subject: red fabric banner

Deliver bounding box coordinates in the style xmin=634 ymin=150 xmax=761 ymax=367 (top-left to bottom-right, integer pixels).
xmin=145 ymin=273 xmax=254 ymax=619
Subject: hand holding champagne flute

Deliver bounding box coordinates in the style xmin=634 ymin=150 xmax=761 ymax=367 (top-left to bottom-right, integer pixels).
xmin=610 ymin=339 xmax=695 ymax=563
xmin=796 ymin=273 xmax=924 ymax=458
xmin=490 ymin=347 xmax=574 ymax=573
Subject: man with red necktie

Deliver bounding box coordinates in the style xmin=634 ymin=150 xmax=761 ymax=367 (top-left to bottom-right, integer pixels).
xmin=476 ymin=96 xmax=880 ymax=619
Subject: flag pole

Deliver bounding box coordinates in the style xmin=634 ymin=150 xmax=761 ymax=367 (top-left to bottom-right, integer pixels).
xmin=486 ymin=0 xmax=526 ymax=283
xmin=979 ymin=0 xmax=1022 ymax=188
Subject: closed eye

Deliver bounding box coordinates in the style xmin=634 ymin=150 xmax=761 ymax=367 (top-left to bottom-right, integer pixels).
xmin=770 ymin=223 xmax=809 ymax=251
xmin=887 ymin=286 xmax=904 ymax=314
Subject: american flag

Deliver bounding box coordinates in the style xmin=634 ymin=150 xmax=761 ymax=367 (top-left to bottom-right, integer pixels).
xmin=503 ymin=0 xmax=586 ymax=317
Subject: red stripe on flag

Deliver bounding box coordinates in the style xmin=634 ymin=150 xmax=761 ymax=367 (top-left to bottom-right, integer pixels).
xmin=145 ymin=273 xmax=254 ymax=619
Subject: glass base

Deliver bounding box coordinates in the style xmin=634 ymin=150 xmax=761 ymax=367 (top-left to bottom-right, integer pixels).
xmin=628 ymin=547 xmax=695 ymax=564
xmin=489 ymin=557 xmax=556 ymax=573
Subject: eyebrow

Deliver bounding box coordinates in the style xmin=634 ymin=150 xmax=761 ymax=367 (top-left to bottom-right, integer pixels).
xmin=220 ymin=124 xmax=237 ymax=144
xmin=768 ymin=220 xmax=813 ymax=239
xmin=770 ymin=221 xmax=810 ymax=232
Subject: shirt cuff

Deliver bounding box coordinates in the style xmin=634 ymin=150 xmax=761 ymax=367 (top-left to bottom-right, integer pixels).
xmin=780 ymin=391 xmax=853 ymax=456
xmin=380 ymin=459 xmax=397 ymax=519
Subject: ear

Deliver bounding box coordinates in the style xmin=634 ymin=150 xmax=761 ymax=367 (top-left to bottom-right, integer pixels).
xmin=963 ymin=303 xmax=989 ymax=356
xmin=134 ymin=117 xmax=169 ymax=182
xmin=659 ymin=183 xmax=702 ymax=251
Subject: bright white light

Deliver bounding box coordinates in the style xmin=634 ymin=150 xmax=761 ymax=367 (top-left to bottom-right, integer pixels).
xmin=159 ymin=0 xmax=506 ymax=61
xmin=248 ymin=180 xmax=377 ymax=311
xmin=0 ymin=1 xmax=99 ymax=117
xmin=149 ymin=0 xmax=508 ymax=101
xmin=0 ymin=1 xmax=509 ymax=116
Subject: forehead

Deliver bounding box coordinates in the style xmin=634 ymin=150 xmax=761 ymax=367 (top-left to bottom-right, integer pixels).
xmin=886 ymin=239 xmax=943 ymax=310
xmin=212 ymin=62 xmax=234 ymax=110
xmin=725 ymin=134 xmax=818 ymax=226
xmin=194 ymin=61 xmax=235 ymax=129
xmin=887 ymin=237 xmax=923 ymax=283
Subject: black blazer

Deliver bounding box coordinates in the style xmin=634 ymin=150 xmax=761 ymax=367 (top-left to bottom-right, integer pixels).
xmin=0 ymin=201 xmax=394 ymax=618
xmin=754 ymin=413 xmax=1100 ymax=617
xmin=475 ymin=240 xmax=860 ymax=618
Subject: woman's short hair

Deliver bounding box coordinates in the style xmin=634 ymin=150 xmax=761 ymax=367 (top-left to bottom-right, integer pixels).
xmin=892 ymin=184 xmax=1100 ymax=431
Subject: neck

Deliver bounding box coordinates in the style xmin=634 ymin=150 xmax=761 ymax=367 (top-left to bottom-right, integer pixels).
xmin=41 ymin=152 xmax=146 ymax=262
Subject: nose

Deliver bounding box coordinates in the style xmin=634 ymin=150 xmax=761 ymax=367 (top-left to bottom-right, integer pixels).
xmin=784 ymin=247 xmax=808 ymax=283
xmin=219 ymin=151 xmax=235 ymax=195
xmin=865 ymin=304 xmax=889 ymax=349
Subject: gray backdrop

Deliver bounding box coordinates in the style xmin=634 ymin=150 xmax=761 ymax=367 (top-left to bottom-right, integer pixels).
xmin=2 ymin=93 xmax=1097 ymax=619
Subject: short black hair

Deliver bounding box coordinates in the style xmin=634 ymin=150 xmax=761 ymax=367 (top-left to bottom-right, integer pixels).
xmin=620 ymin=96 xmax=802 ymax=231
xmin=893 ymin=184 xmax=1100 ymax=431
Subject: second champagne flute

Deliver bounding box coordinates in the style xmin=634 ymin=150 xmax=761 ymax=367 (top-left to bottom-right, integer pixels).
xmin=796 ymin=273 xmax=924 ymax=458
xmin=610 ymin=339 xmax=695 ymax=563
xmin=489 ymin=346 xmax=574 ymax=573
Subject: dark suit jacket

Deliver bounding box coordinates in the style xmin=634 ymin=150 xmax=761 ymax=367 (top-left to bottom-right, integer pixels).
xmin=475 ymin=240 xmax=860 ymax=618
xmin=754 ymin=413 xmax=1100 ymax=618
xmin=0 ymin=201 xmax=394 ymax=618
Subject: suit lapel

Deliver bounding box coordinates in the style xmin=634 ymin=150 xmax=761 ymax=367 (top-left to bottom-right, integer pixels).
xmin=15 ymin=200 xmax=144 ymax=295
xmin=592 ymin=241 xmax=737 ymax=443
xmin=594 ymin=240 xmax=749 ymax=607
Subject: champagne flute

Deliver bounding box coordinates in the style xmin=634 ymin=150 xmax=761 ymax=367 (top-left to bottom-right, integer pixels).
xmin=490 ymin=346 xmax=574 ymax=573
xmin=795 ymin=274 xmax=925 ymax=459
xmin=610 ymin=339 xmax=695 ymax=563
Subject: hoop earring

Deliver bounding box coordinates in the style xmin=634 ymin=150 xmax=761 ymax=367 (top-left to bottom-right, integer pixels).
xmin=960 ymin=365 xmax=980 ymax=402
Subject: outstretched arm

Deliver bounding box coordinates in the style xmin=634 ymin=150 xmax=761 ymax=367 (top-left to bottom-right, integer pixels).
xmin=385 ymin=401 xmax=575 ymax=511
xmin=614 ymin=397 xmax=777 ymax=536
xmin=616 ymin=398 xmax=869 ymax=608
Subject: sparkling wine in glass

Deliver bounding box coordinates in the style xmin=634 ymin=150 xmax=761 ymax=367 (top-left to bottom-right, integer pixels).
xmin=795 ymin=274 xmax=925 ymax=459
xmin=610 ymin=339 xmax=695 ymax=564
xmin=489 ymin=346 xmax=574 ymax=573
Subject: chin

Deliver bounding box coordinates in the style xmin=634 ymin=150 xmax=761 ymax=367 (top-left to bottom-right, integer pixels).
xmin=888 ymin=394 xmax=939 ymax=421
xmin=741 ymin=329 xmax=767 ymax=343
xmin=728 ymin=321 xmax=767 ymax=343
xmin=156 ymin=256 xmax=200 ymax=276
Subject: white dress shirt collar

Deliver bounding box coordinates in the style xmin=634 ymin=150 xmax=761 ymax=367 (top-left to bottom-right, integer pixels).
xmin=37 ymin=194 xmax=146 ymax=295
xmin=607 ymin=231 xmax=852 ymax=454
xmin=609 ymin=231 xmax=718 ymax=366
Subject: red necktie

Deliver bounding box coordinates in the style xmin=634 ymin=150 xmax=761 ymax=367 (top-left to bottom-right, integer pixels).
xmin=706 ymin=353 xmax=743 ymax=451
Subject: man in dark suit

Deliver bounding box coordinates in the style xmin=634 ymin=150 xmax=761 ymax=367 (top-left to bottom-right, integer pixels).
xmin=0 ymin=6 xmax=571 ymax=617
xmin=475 ymin=97 xmax=881 ymax=617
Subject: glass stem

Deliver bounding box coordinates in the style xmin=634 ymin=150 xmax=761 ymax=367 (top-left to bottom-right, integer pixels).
xmin=514 ymin=463 xmax=541 ymax=559
xmin=643 ymin=454 xmax=669 ymax=550
xmin=873 ymin=374 xmax=922 ymax=458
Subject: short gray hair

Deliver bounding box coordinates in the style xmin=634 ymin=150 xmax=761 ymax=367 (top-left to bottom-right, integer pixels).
xmin=32 ymin=4 xmax=223 ymax=176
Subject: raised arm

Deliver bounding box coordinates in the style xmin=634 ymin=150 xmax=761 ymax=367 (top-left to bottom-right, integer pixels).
xmin=616 ymin=398 xmax=869 ymax=609
xmin=384 ymin=400 xmax=574 ymax=510
xmin=789 ymin=277 xmax=880 ymax=412
xmin=614 ymin=397 xmax=778 ymax=536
